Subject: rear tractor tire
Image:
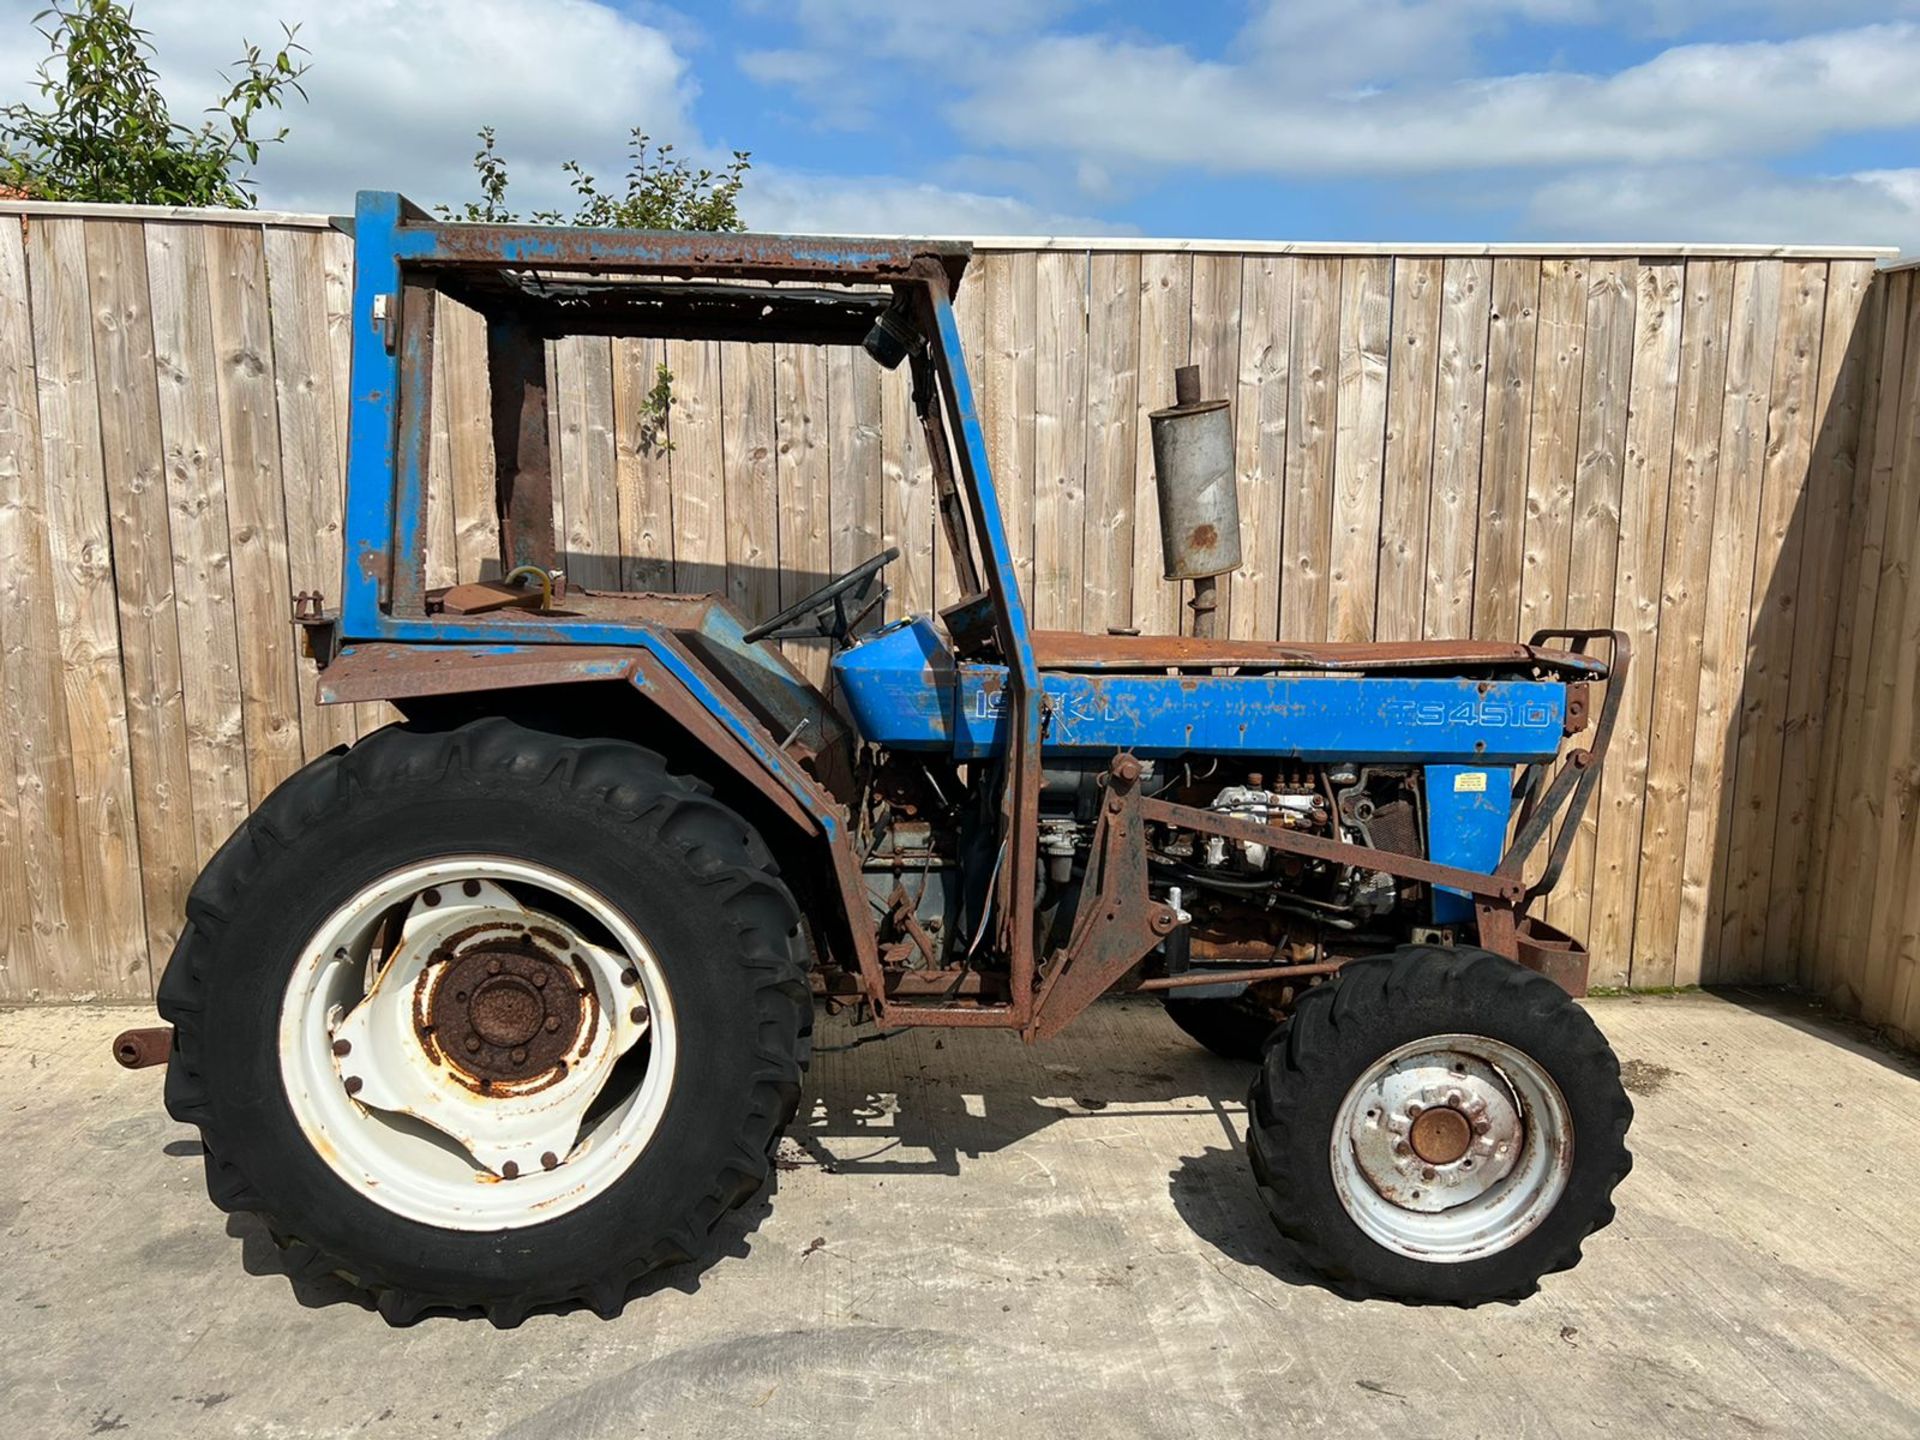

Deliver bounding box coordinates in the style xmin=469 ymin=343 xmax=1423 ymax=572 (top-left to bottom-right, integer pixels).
xmin=1246 ymin=945 xmax=1631 ymax=1305
xmin=157 ymin=717 xmax=812 ymax=1325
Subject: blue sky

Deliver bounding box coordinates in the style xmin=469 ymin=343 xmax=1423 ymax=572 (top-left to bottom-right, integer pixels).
xmin=3 ymin=0 xmax=1916 ymax=251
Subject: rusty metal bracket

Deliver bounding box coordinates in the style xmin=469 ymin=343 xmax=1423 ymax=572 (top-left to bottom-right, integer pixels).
xmin=1026 ymin=757 xmax=1179 ymax=1041
xmin=1505 ymin=628 xmax=1630 ymax=902
xmin=292 ymin=591 xmax=340 ymax=667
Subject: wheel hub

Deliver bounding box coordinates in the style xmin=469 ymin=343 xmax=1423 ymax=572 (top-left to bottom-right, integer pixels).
xmin=432 ymin=940 xmax=585 ymax=1083
xmin=1408 ymin=1105 xmax=1472 ymax=1165
xmin=329 ymin=873 xmax=651 ymax=1179
xmin=1343 ymin=1047 xmax=1523 ymax=1214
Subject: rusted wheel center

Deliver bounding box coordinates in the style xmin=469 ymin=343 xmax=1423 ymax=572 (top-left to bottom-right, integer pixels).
xmin=1408 ymin=1105 xmax=1472 ymax=1165
xmin=430 ymin=943 xmax=586 ymax=1084
xmin=471 ymin=975 xmax=544 ymax=1047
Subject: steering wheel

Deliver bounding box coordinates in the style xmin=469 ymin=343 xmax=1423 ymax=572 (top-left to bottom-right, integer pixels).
xmin=742 ymin=548 xmax=900 ymax=645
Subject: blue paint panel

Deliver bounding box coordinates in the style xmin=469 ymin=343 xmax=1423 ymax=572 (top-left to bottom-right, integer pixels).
xmin=1426 ymin=764 xmax=1510 ymax=924
xmin=833 ymin=619 xmax=1566 ymax=764
xmin=341 ymin=191 xmax=405 ymax=634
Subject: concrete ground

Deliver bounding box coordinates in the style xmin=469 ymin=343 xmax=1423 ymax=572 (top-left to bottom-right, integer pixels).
xmin=2 ymin=991 xmax=1917 ymax=1438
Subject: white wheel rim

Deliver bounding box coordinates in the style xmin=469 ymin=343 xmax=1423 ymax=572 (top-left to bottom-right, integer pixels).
xmin=278 ymin=856 xmax=677 ymax=1230
xmin=1330 ymin=1033 xmax=1571 ymax=1263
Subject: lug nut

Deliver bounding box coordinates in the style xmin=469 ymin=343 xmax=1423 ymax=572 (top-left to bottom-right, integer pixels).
xmin=343 ymin=1076 xmax=363 ymax=1096
xmin=331 ymin=1038 xmax=351 ymax=1057
xmin=487 ymin=959 xmax=502 ymax=975
xmin=544 ymin=1017 xmax=560 ymax=1033
xmin=629 ymin=1006 xmax=647 ymax=1025
xmin=466 ymin=1035 xmax=482 ymax=1054
xmin=541 ymin=1152 xmax=559 ymax=1171
xmin=422 ymin=888 xmax=441 ymax=907
xmin=621 ymin=967 xmax=639 ymax=987
xmin=510 ymin=1047 xmax=528 ymax=1065
xmin=501 ymin=1161 xmax=519 ymax=1179
xmin=463 ymin=879 xmax=481 ymax=897
xmin=533 ymin=970 xmax=549 ymax=989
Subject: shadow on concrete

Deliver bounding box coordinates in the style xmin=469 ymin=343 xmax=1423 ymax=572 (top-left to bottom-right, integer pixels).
xmin=1706 ymin=985 xmax=1920 ymax=1083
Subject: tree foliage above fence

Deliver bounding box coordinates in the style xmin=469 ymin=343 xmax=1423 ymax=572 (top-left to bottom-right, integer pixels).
xmin=438 ymin=126 xmax=750 ymax=232
xmin=0 ymin=0 xmax=309 ymax=207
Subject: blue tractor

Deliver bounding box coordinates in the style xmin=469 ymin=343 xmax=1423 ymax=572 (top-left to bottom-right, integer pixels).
xmin=149 ymin=194 xmax=1633 ymax=1322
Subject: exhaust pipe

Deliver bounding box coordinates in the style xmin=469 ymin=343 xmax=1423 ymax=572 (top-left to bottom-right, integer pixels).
xmin=1149 ymin=364 xmax=1241 ymax=637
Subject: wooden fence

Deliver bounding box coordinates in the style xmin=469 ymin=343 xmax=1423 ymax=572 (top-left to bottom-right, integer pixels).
xmin=0 ymin=202 xmax=1907 ymax=1035
xmin=1804 ymin=259 xmax=1920 ymax=1045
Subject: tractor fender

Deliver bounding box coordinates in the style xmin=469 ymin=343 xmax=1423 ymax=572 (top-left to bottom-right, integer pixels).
xmin=315 ymin=641 xmax=830 ymax=839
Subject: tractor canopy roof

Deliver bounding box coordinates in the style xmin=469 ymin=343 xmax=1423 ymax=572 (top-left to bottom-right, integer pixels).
xmin=343 ymin=192 xmax=973 ymax=346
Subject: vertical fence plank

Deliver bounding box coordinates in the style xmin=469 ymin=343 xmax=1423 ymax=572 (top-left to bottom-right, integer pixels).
xmin=1818 ymin=278 xmax=1910 ymax=1011
xmin=881 ymin=352 xmax=934 ymax=620
xmin=265 ymin=226 xmax=357 ymax=759
xmin=1084 ymin=252 xmax=1140 ymax=634
xmin=1377 ymin=258 xmax=1442 ymax=641
xmin=1231 ymin=257 xmax=1295 ymax=642
xmin=1856 ymin=293 xmax=1920 ymax=1023
xmin=0 ymin=219 xmax=80 ymax=998
xmin=1517 ymin=260 xmax=1589 ymax=645
xmin=612 ymin=338 xmax=673 ymax=591
xmin=827 ymin=343 xmax=883 ymax=597
xmin=775 ymin=339 xmax=831 ymax=684
xmin=990 ymin=252 xmax=1038 ymax=611
xmin=1551 ymin=258 xmax=1638 ymax=940
xmin=145 ymin=223 xmax=251 ymax=874
xmin=1423 ymin=257 xmax=1493 ymax=639
xmin=439 ymin=298 xmax=497 ymax=584
xmin=665 ymin=339 xmax=725 ymax=597
xmin=1769 ymin=262 xmax=1874 ymax=979
xmin=1327 ymin=257 xmax=1387 ymax=643
xmin=88 ymin=220 xmax=195 ymax=985
xmin=1588 ymin=263 xmax=1683 ymax=988
xmin=1283 ymin=258 xmax=1339 ymax=640
xmin=27 ymin=216 xmax=148 ymax=996
xmin=1718 ymin=262 xmax=1829 ymax=979
xmin=205 ymin=223 xmax=304 ymax=807
xmin=424 ymin=318 xmax=457 ymax=591
xmin=1132 ymin=253 xmax=1190 ymax=635
xmin=1674 ymin=260 xmax=1783 ymax=986
xmin=1471 ymin=259 xmax=1541 ymax=642
xmin=1034 ymin=251 xmax=1090 ymax=630
xmin=1632 ymin=260 xmax=1736 ymax=987
xmin=557 ymin=337 xmax=621 ymax=591
xmin=1801 ymin=271 xmax=1894 ymax=988
xmin=723 ymin=343 xmax=781 ymax=624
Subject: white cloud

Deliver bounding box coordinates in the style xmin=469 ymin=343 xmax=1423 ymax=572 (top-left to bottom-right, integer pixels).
xmin=743 ymin=168 xmax=1134 ymax=237
xmin=951 ymin=23 xmax=1920 ymax=177
xmin=1526 ymin=166 xmax=1919 ymax=255
xmin=0 ymin=0 xmax=698 ymax=214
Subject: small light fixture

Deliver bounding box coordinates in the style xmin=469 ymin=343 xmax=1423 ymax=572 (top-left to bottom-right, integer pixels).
xmin=862 ymin=294 xmax=922 ymax=370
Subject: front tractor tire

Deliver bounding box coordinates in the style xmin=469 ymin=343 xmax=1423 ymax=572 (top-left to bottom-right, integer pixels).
xmin=1246 ymin=946 xmax=1631 ymax=1305
xmin=156 ymin=717 xmax=812 ymax=1325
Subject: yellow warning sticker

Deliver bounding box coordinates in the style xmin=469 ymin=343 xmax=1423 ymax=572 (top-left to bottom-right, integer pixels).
xmin=1453 ymin=771 xmax=1488 ymax=793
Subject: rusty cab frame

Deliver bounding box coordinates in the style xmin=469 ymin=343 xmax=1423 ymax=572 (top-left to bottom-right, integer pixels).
xmin=299 ymin=190 xmax=1625 ymax=1042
